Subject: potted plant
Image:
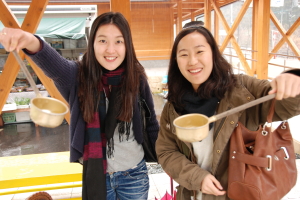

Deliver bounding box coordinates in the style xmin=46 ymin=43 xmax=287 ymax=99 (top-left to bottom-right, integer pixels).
xmin=14 ymin=97 xmax=30 ymax=109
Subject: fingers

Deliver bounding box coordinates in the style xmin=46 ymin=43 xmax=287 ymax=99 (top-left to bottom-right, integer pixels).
xmin=0 ymin=28 xmax=16 ymax=52
xmin=0 ymin=28 xmax=26 ymax=52
xmin=0 ymin=28 xmax=7 ymax=50
xmin=201 ymin=174 xmax=226 ymax=196
xmin=9 ymin=35 xmax=18 ymax=52
xmin=269 ymin=73 xmax=300 ymax=100
xmin=213 ymin=179 xmax=224 ymax=191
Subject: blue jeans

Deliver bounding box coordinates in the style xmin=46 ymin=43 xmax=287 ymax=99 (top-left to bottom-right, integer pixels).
xmin=106 ymin=159 xmax=149 ymax=200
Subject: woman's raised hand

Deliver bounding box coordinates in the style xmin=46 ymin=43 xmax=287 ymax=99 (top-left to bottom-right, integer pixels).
xmin=269 ymin=73 xmax=300 ymax=100
xmin=0 ymin=28 xmax=40 ymax=53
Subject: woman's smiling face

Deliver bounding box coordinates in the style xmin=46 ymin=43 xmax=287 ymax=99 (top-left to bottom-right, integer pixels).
xmin=93 ymin=24 xmax=126 ymax=71
xmin=176 ymin=31 xmax=213 ymax=91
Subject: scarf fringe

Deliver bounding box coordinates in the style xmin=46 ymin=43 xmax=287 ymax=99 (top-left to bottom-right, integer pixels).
xmin=107 ymin=121 xmax=132 ymax=158
xmin=107 ymin=138 xmax=114 ymax=158
xmin=118 ymin=121 xmax=132 ymax=142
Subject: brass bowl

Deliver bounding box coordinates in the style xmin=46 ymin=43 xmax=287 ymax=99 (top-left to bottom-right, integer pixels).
xmin=173 ymin=114 xmax=209 ymax=143
xmin=30 ymin=97 xmax=69 ymax=128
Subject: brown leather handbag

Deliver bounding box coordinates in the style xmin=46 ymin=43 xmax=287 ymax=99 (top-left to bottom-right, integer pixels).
xmin=228 ymin=99 xmax=297 ymax=200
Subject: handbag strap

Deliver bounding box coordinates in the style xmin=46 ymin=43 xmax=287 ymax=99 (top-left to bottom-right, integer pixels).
xmin=233 ymin=151 xmax=269 ymax=168
xmin=267 ymin=98 xmax=276 ymax=123
xmin=233 ymin=145 xmax=288 ymax=169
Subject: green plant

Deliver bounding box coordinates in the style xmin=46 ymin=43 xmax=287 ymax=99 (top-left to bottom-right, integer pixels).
xmin=14 ymin=97 xmax=30 ymax=105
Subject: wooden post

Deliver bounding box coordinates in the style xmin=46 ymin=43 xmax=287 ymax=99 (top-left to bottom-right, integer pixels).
xmin=252 ymin=0 xmax=259 ymax=75
xmin=204 ymin=0 xmax=211 ymax=31
xmin=214 ymin=0 xmax=219 ymax=44
xmin=176 ymin=0 xmax=183 ymax=34
xmin=190 ymin=9 xmax=195 ymax=21
xmin=170 ymin=4 xmax=175 ymax=43
xmin=110 ymin=0 xmax=131 ymax=25
xmin=96 ymin=3 xmax=110 ymax=16
xmin=256 ymin=0 xmax=270 ymax=79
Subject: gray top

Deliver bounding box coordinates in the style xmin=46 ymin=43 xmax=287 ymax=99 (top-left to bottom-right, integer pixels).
xmin=107 ymin=123 xmax=144 ymax=172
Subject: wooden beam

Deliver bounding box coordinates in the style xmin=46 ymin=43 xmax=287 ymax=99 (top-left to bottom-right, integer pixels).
xmin=256 ymin=0 xmax=270 ymax=79
xmin=170 ymin=4 xmax=175 ymax=44
xmin=172 ymin=2 xmax=207 ymax=22
xmin=252 ymin=0 xmax=258 ymax=74
xmin=176 ymin=0 xmax=183 ymax=34
xmin=269 ymin=13 xmax=300 ymax=61
xmin=110 ymin=0 xmax=131 ymax=25
xmin=178 ymin=3 xmax=204 ymax=9
xmin=182 ymin=13 xmax=193 ymax=19
xmin=211 ymin=0 xmax=253 ymax=76
xmin=0 ymin=0 xmax=48 ymax=114
xmin=219 ymin=0 xmax=252 ymax=52
xmin=181 ymin=0 xmax=205 ymax=2
xmin=171 ymin=0 xmax=205 ymax=2
xmin=0 ymin=0 xmax=20 ymax=28
xmin=0 ymin=0 xmax=70 ymax=124
xmin=190 ymin=9 xmax=196 ymax=21
xmin=6 ymin=2 xmax=175 ymax=6
xmin=204 ymin=0 xmax=211 ymax=30
xmin=96 ymin=3 xmax=110 ymax=16
xmin=214 ymin=0 xmax=220 ymax=44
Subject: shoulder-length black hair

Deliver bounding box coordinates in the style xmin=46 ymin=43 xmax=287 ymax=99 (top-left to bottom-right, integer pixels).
xmin=167 ymin=26 xmax=236 ymax=109
xmin=78 ymin=12 xmax=146 ymax=123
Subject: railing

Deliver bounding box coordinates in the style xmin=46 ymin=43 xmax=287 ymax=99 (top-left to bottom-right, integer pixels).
xmin=222 ymin=46 xmax=299 ymax=80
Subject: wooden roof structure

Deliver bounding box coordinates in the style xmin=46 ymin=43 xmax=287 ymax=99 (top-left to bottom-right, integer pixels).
xmin=0 ymin=0 xmax=299 ymax=123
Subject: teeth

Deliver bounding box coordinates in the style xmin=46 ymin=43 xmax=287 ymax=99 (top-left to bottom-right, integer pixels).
xmin=189 ymin=69 xmax=202 ymax=73
xmin=105 ymin=57 xmax=116 ymax=60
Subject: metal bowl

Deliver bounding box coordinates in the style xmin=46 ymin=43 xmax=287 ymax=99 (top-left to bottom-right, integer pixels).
xmin=173 ymin=114 xmax=209 ymax=143
xmin=30 ymin=97 xmax=69 ymax=128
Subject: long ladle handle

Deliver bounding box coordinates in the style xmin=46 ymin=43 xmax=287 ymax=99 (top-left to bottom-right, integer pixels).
xmin=208 ymin=93 xmax=276 ymax=123
xmin=12 ymin=50 xmax=42 ymax=97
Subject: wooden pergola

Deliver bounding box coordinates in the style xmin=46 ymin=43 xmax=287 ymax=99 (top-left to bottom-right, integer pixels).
xmin=0 ymin=0 xmax=299 ymax=124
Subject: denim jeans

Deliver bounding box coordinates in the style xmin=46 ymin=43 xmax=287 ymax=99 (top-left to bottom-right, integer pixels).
xmin=106 ymin=159 xmax=149 ymax=200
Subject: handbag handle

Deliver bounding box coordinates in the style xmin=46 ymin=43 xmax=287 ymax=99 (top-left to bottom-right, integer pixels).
xmin=267 ymin=98 xmax=276 ymax=123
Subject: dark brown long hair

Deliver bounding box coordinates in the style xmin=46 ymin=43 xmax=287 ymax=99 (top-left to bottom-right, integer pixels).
xmin=167 ymin=27 xmax=236 ymax=109
xmin=78 ymin=12 xmax=146 ymax=123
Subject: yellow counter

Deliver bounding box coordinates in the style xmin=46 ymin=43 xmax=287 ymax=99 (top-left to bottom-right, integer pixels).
xmin=0 ymin=151 xmax=82 ymax=197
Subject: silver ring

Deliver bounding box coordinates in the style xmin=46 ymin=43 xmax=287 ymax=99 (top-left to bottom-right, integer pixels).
xmin=0 ymin=32 xmax=7 ymax=35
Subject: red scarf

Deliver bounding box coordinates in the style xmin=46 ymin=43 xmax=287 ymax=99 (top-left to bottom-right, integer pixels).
xmin=82 ymin=67 xmax=124 ymax=200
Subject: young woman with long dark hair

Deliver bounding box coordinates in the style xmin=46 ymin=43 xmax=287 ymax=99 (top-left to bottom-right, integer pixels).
xmin=0 ymin=12 xmax=159 ymax=200
xmin=156 ymin=26 xmax=300 ymax=200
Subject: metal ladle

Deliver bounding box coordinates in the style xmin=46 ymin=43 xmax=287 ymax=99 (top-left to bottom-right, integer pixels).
xmin=12 ymin=50 xmax=69 ymax=128
xmin=173 ymin=93 xmax=276 ymax=143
